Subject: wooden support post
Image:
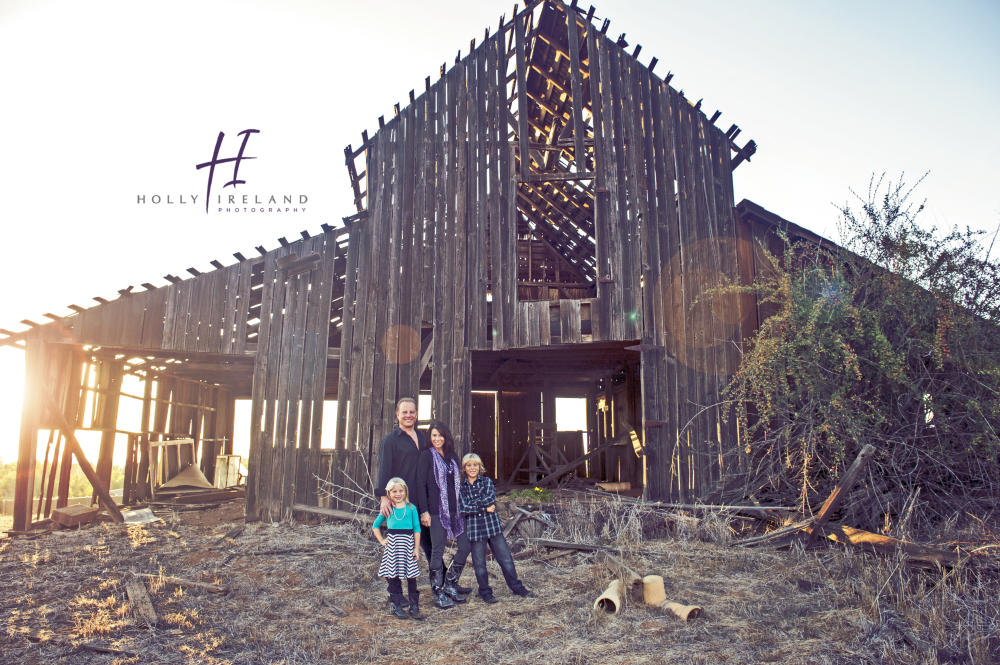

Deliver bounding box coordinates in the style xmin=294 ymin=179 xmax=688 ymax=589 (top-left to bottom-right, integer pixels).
xmin=136 ymin=372 xmax=153 ymax=501
xmin=35 ymin=429 xmax=55 ymax=521
xmin=13 ymin=339 xmax=43 ymax=531
xmin=59 ymin=359 xmax=89 ymax=509
xmin=41 ymin=391 xmax=124 ymax=523
xmin=122 ymin=433 xmax=136 ymax=505
xmin=43 ymin=432 xmax=62 ymax=518
xmin=91 ymin=359 xmax=124 ymax=506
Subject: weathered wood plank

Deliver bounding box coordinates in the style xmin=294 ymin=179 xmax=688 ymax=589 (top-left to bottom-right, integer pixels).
xmin=471 ymin=44 xmax=490 ymax=351
xmin=334 ymin=226 xmax=361 ymax=452
xmin=452 ymin=60 xmax=471 ymax=437
xmin=357 ymin=133 xmax=390 ymax=471
xmin=560 ymin=299 xmax=582 ymax=344
xmin=587 ymin=29 xmax=611 ymax=342
xmin=121 ymin=291 xmax=147 ymax=348
xmin=233 ymin=259 xmax=253 ymax=355
xmin=514 ymin=12 xmax=532 ymax=184
xmin=207 ymin=267 xmax=227 ymax=354
xmin=140 ymin=287 xmax=167 ymax=350
xmin=379 ymin=118 xmax=407 ymax=443
xmin=605 ymin=43 xmax=630 ymax=341
xmin=395 ymin=103 xmax=418 ymax=401
xmin=566 ymin=6 xmax=586 ymax=173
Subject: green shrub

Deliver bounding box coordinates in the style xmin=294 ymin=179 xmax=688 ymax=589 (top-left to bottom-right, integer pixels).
xmin=506 ymin=486 xmax=554 ymax=503
xmin=720 ymin=175 xmax=1000 ymax=533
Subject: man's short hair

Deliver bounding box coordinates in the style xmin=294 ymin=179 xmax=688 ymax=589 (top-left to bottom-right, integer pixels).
xmin=395 ymin=396 xmax=417 ymax=412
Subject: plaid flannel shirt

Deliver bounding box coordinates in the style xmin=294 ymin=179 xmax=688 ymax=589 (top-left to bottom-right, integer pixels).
xmin=458 ymin=475 xmax=502 ymax=541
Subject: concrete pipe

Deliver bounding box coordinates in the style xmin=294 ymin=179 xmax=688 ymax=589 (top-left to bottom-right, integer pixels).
xmin=642 ymin=575 xmax=666 ymax=606
xmin=662 ymin=601 xmax=701 ymax=621
xmin=593 ymin=579 xmax=622 ymax=613
xmin=595 ymin=482 xmax=631 ymax=492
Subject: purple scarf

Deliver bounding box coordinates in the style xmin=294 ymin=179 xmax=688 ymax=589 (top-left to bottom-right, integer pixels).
xmin=431 ymin=450 xmax=465 ymax=539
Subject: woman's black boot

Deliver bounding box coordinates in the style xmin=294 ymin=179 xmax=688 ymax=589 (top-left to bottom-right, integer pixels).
xmin=431 ymin=569 xmax=454 ymax=609
xmin=442 ymin=566 xmax=468 ymax=603
xmin=445 ymin=563 xmax=473 ymax=595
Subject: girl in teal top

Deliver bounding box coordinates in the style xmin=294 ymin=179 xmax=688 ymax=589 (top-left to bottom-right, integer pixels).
xmin=372 ymin=477 xmax=423 ymax=619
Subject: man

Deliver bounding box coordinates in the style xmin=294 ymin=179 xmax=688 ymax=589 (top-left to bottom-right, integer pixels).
xmin=376 ymin=397 xmax=426 ymax=518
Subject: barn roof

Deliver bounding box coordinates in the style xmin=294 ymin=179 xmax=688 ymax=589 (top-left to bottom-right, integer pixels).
xmin=342 ymin=0 xmax=758 ymax=285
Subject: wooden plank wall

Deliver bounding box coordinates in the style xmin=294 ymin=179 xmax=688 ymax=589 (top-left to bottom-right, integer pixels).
xmin=584 ymin=31 xmax=747 ymax=501
xmin=245 ymin=233 xmax=337 ymax=520
xmin=331 ymin=30 xmax=518 ymax=489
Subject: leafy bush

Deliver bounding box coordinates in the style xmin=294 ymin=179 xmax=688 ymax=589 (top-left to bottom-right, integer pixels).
xmin=723 ymin=175 xmax=1000 ymax=533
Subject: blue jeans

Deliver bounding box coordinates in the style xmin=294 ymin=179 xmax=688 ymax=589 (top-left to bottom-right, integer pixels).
xmin=470 ymin=534 xmax=524 ymax=598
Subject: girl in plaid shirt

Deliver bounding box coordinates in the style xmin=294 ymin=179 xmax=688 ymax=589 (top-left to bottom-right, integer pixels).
xmin=457 ymin=453 xmax=532 ymax=603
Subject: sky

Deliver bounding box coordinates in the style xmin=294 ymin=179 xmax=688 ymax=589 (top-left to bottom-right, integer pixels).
xmin=1 ymin=0 xmax=998 ymax=464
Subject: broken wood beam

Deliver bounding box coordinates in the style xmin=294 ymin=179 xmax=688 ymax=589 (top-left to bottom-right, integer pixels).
xmin=805 ymin=523 xmax=959 ymax=568
xmin=503 ymin=512 xmax=524 ymax=538
xmin=291 ymin=502 xmax=371 ymax=523
xmin=597 ymin=550 xmax=642 ymax=585
xmin=535 ymin=435 xmax=624 ymax=486
xmin=41 ymin=391 xmax=124 ymax=523
xmin=804 ymin=444 xmax=875 ymax=546
xmin=535 ymin=538 xmax=617 ymax=553
xmin=50 ymin=505 xmax=99 ymax=528
xmin=125 ymin=576 xmax=158 ymax=629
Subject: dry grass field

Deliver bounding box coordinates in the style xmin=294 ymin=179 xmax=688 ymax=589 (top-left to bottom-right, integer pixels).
xmin=1 ymin=497 xmax=997 ymax=664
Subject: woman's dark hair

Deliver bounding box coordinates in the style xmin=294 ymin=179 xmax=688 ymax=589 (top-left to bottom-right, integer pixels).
xmin=426 ymin=420 xmax=457 ymax=461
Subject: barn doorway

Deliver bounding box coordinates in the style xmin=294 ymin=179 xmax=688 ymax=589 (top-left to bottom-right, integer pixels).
xmin=469 ymin=343 xmax=643 ymax=494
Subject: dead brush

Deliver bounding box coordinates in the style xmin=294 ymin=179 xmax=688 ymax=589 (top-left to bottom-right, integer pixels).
xmin=695 ymin=509 xmax=735 ymax=545
xmin=798 ymin=539 xmax=1000 ymax=664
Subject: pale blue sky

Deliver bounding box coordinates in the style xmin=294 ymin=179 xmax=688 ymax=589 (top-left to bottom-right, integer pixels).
xmin=1 ymin=0 xmax=997 ymax=460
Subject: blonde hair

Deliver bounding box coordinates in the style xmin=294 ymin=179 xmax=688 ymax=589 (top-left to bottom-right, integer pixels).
xmin=385 ymin=477 xmax=410 ymax=504
xmin=461 ymin=453 xmax=485 ymax=478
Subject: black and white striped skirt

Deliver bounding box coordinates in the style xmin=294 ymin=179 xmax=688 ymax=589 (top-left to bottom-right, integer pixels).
xmin=378 ymin=530 xmax=420 ymax=579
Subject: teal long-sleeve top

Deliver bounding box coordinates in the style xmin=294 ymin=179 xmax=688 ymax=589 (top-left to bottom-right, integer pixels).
xmin=372 ymin=503 xmax=421 ymax=533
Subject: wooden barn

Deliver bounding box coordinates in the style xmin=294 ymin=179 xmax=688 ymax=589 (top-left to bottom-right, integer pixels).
xmin=5 ymin=0 xmax=831 ymax=531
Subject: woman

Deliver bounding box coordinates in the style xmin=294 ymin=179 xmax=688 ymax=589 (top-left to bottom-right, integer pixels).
xmin=414 ymin=420 xmax=472 ymax=609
